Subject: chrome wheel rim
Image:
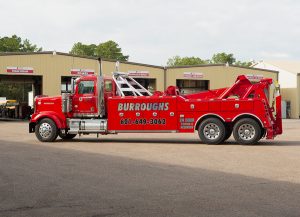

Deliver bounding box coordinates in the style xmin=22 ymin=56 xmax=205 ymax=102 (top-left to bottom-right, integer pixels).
xmin=238 ymin=124 xmax=255 ymax=140
xmin=203 ymin=123 xmax=220 ymax=140
xmin=39 ymin=123 xmax=52 ymax=139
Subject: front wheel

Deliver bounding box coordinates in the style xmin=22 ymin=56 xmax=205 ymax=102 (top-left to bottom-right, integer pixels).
xmin=233 ymin=118 xmax=262 ymax=145
xmin=35 ymin=118 xmax=58 ymax=142
xmin=198 ymin=118 xmax=226 ymax=144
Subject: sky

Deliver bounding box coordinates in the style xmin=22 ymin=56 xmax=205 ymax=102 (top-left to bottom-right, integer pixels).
xmin=0 ymin=0 xmax=299 ymax=65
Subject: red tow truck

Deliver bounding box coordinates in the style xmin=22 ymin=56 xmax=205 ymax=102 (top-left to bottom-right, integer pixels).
xmin=29 ymin=66 xmax=282 ymax=145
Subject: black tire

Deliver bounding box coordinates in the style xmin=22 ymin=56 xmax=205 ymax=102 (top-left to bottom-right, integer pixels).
xmin=233 ymin=118 xmax=262 ymax=145
xmin=59 ymin=132 xmax=77 ymax=140
xmin=35 ymin=118 xmax=58 ymax=142
xmin=260 ymin=128 xmax=266 ymax=140
xmin=198 ymin=118 xmax=226 ymax=144
xmin=222 ymin=125 xmax=232 ymax=142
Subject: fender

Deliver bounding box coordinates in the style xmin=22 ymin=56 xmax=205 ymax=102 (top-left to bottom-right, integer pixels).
xmin=30 ymin=111 xmax=67 ymax=129
xmin=194 ymin=113 xmax=226 ymax=130
xmin=232 ymin=113 xmax=264 ymax=127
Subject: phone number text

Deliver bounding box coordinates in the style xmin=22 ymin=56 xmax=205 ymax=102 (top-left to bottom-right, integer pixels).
xmin=120 ymin=118 xmax=166 ymax=125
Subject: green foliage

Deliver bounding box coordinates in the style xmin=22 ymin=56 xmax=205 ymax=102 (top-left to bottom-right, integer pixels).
xmin=69 ymin=42 xmax=97 ymax=57
xmin=211 ymin=52 xmax=236 ymax=64
xmin=96 ymin=40 xmax=129 ymax=61
xmin=70 ymin=40 xmax=129 ymax=61
xmin=167 ymin=55 xmax=209 ymax=66
xmin=0 ymin=35 xmax=42 ymax=52
xmin=167 ymin=53 xmax=252 ymax=67
xmin=234 ymin=60 xmax=252 ymax=67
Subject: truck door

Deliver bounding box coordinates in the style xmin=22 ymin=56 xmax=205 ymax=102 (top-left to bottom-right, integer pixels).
xmin=159 ymin=96 xmax=177 ymax=131
xmin=73 ymin=79 xmax=98 ymax=115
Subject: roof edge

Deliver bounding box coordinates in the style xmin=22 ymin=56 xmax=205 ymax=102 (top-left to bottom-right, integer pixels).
xmin=0 ymin=51 xmax=278 ymax=73
xmin=229 ymin=64 xmax=278 ymax=74
xmin=166 ymin=64 xmax=225 ymax=69
xmin=167 ymin=63 xmax=278 ymax=74
xmin=0 ymin=51 xmax=165 ymax=69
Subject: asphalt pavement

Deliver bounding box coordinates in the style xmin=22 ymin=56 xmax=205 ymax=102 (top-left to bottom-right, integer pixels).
xmin=0 ymin=120 xmax=300 ymax=217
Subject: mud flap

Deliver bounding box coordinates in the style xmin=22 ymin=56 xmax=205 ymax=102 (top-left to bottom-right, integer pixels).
xmin=275 ymin=95 xmax=282 ymax=135
xmin=29 ymin=122 xmax=36 ymax=133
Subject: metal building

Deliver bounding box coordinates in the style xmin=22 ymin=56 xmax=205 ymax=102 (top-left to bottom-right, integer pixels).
xmin=0 ymin=51 xmax=279 ymax=118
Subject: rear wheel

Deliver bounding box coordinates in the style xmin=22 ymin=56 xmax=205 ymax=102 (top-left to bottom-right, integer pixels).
xmin=222 ymin=125 xmax=232 ymax=142
xmin=198 ymin=118 xmax=226 ymax=144
xmin=260 ymin=128 xmax=266 ymax=140
xmin=59 ymin=132 xmax=77 ymax=140
xmin=35 ymin=118 xmax=58 ymax=142
xmin=233 ymin=118 xmax=262 ymax=145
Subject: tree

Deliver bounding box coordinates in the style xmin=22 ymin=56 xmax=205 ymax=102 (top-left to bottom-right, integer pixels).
xmin=70 ymin=42 xmax=97 ymax=56
xmin=21 ymin=39 xmax=42 ymax=52
xmin=211 ymin=52 xmax=253 ymax=66
xmin=167 ymin=56 xmax=209 ymax=66
xmin=0 ymin=35 xmax=42 ymax=52
xmin=95 ymin=40 xmax=129 ymax=61
xmin=234 ymin=60 xmax=252 ymax=67
xmin=69 ymin=40 xmax=129 ymax=61
xmin=211 ymin=52 xmax=236 ymax=64
xmin=167 ymin=53 xmax=253 ymax=67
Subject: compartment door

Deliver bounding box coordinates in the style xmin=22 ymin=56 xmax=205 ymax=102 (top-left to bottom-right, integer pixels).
xmin=159 ymin=96 xmax=177 ymax=131
xmin=142 ymin=96 xmax=163 ymax=131
xmin=107 ymin=97 xmax=144 ymax=131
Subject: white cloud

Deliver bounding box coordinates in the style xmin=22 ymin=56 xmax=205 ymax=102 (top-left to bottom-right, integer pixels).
xmin=259 ymin=51 xmax=290 ymax=59
xmin=0 ymin=0 xmax=299 ymax=65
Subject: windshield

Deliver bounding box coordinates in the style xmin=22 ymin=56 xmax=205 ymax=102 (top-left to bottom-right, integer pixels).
xmin=78 ymin=80 xmax=95 ymax=94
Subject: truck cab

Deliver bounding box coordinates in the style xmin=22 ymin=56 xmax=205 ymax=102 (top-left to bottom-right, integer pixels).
xmin=70 ymin=76 xmax=116 ymax=117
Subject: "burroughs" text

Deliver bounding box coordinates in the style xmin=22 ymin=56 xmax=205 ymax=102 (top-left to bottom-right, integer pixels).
xmin=118 ymin=102 xmax=169 ymax=111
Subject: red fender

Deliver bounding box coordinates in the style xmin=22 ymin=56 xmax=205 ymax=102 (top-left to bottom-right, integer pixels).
xmin=30 ymin=111 xmax=67 ymax=129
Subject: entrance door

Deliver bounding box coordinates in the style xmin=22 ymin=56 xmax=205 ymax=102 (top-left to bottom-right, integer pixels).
xmin=0 ymin=75 xmax=42 ymax=119
xmin=133 ymin=78 xmax=156 ymax=93
xmin=176 ymin=79 xmax=209 ymax=94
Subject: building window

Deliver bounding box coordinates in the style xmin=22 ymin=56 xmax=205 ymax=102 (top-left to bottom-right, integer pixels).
xmin=176 ymin=79 xmax=209 ymax=94
xmin=61 ymin=76 xmax=72 ymax=93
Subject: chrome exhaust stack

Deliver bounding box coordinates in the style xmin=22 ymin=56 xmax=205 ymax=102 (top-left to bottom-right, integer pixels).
xmin=97 ymin=58 xmax=105 ymax=117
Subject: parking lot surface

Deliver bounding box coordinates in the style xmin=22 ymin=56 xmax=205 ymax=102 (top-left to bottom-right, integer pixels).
xmin=0 ymin=120 xmax=300 ymax=217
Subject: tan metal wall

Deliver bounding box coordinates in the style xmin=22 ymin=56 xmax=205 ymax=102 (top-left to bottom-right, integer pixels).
xmin=0 ymin=54 xmax=98 ymax=96
xmin=281 ymin=88 xmax=299 ymax=119
xmin=298 ymin=75 xmax=300 ymax=118
xmin=2 ymin=54 xmax=290 ymax=117
xmin=276 ymin=75 xmax=300 ymax=119
xmin=166 ymin=65 xmax=278 ymax=89
xmin=0 ymin=54 xmax=165 ymax=96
